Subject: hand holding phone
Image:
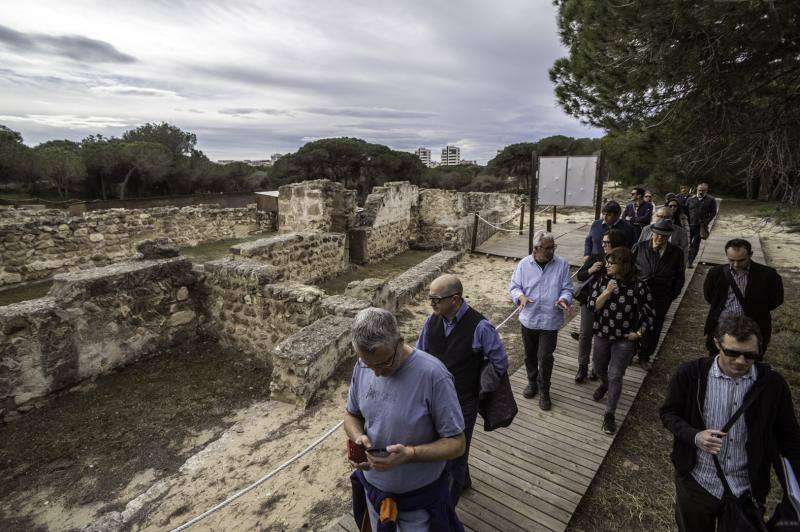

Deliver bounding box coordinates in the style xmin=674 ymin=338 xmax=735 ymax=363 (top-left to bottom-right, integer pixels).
xmin=366 ymin=447 xmax=389 ymax=458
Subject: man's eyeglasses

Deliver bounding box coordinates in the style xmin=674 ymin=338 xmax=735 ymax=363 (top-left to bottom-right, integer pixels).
xmin=645 ymin=195 xmax=652 ymax=199
xmin=719 ymin=344 xmax=761 ymax=361
xmin=428 ymin=293 xmax=459 ymax=305
xmin=358 ymin=339 xmax=402 ymax=369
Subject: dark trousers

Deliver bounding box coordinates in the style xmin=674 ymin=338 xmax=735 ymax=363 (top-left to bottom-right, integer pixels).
xmin=592 ymin=335 xmax=635 ymax=416
xmin=521 ymin=326 xmax=558 ymax=390
xmin=675 ymin=474 xmax=724 ymax=531
xmin=577 ymin=304 xmax=594 ymax=367
xmin=639 ymin=297 xmax=671 ymax=360
xmin=447 ymin=397 xmax=478 ymax=506
xmin=688 ymin=224 xmax=702 ymax=264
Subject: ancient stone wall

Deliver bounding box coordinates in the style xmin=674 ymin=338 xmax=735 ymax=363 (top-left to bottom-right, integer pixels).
xmin=416 ymin=189 xmax=522 ymax=249
xmin=278 ymin=179 xmax=356 ymax=234
xmin=231 ymin=232 xmax=348 ymax=283
xmin=350 ymin=182 xmax=419 ymax=264
xmin=0 ymin=258 xmax=200 ymax=417
xmin=0 ymin=205 xmax=275 ymax=286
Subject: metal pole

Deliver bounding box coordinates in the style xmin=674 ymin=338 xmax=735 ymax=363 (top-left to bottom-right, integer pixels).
xmin=518 ymin=204 xmax=525 ymax=235
xmin=594 ymin=151 xmax=605 ymax=220
xmin=528 ymin=152 xmax=538 ymax=255
xmin=471 ymin=211 xmax=479 ymax=252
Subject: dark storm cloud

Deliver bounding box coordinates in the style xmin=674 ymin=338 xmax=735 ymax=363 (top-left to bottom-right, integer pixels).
xmin=0 ymin=24 xmax=136 ymax=63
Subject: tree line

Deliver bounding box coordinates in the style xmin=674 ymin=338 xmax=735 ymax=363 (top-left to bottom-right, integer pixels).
xmin=0 ymin=124 xmax=602 ymax=202
xmin=551 ymin=0 xmax=800 ymax=203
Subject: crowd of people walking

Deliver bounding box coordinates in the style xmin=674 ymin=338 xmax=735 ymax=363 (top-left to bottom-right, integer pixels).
xmin=342 ymin=183 xmax=795 ymax=531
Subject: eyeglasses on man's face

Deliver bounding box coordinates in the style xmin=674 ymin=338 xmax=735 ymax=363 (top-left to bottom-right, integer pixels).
xmin=428 ymin=293 xmax=459 ymax=305
xmin=645 ymin=195 xmax=652 ymax=199
xmin=719 ymin=343 xmax=760 ymax=361
xmin=358 ymin=339 xmax=402 ymax=369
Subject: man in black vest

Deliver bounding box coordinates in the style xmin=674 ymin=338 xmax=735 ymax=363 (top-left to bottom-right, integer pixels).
xmin=416 ymin=274 xmax=509 ymax=505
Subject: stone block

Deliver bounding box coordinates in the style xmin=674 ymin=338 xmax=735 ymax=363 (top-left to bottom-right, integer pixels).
xmin=320 ymin=295 xmax=371 ymax=317
xmin=269 ymin=314 xmax=354 ymax=407
xmin=384 ymin=250 xmax=463 ymax=312
xmin=136 ymin=237 xmax=180 ymax=259
xmin=344 ymin=278 xmax=391 ymax=308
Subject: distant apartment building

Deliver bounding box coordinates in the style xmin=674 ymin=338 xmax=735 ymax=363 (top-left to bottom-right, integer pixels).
xmin=440 ymin=145 xmax=461 ymax=166
xmin=414 ymin=147 xmax=432 ymax=167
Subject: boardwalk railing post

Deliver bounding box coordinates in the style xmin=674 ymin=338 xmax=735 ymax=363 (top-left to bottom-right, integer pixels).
xmin=519 ymin=204 xmax=525 ymax=235
xmin=529 ymin=151 xmax=539 ymax=255
xmin=471 ymin=211 xmax=480 ymax=252
xmin=547 ymin=219 xmax=552 ymax=233
xmin=552 ymin=205 xmax=557 ymax=225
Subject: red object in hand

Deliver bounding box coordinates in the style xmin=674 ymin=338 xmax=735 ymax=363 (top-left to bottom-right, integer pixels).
xmin=348 ymin=439 xmax=367 ymax=463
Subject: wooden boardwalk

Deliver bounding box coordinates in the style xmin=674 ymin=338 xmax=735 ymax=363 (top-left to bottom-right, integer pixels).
xmin=327 ymin=270 xmax=691 ymax=531
xmin=326 ymin=206 xmax=756 ymax=531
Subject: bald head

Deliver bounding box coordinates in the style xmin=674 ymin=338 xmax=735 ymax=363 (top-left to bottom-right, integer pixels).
xmin=430 ymin=274 xmax=462 ymax=296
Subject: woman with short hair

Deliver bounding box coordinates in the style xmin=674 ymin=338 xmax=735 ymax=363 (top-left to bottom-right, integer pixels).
xmin=588 ymin=247 xmax=654 ymax=434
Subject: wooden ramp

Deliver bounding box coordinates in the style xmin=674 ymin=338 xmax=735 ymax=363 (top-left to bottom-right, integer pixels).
xmin=326 ymin=262 xmax=698 ymax=532
xmin=473 ymin=223 xmax=589 ymax=267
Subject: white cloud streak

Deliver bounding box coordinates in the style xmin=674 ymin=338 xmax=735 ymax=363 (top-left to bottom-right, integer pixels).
xmin=0 ymin=0 xmax=602 ymax=163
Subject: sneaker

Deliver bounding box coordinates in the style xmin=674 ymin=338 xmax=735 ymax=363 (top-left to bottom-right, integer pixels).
xmin=570 ymin=331 xmax=581 ymax=341
xmin=539 ymin=390 xmax=552 ymax=411
xmin=574 ymin=365 xmax=588 ymax=384
xmin=523 ymin=383 xmax=538 ymax=399
xmin=588 ymin=369 xmax=599 ymax=381
xmin=602 ymin=413 xmax=617 ymax=434
xmin=593 ymin=385 xmax=608 ymax=402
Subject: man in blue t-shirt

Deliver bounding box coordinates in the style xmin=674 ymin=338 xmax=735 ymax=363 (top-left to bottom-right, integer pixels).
xmin=345 ymin=307 xmax=466 ymax=530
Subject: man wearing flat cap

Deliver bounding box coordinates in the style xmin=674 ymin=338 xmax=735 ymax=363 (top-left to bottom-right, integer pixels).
xmin=632 ymin=218 xmax=686 ymax=369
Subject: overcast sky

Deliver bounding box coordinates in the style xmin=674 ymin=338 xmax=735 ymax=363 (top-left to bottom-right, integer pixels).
xmin=0 ymin=0 xmax=602 ymax=164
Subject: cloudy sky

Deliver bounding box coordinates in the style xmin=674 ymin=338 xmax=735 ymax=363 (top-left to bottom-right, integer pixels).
xmin=0 ymin=0 xmax=601 ymax=164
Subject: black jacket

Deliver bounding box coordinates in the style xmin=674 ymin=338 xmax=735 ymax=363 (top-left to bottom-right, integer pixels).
xmin=703 ymin=261 xmax=784 ymax=346
xmin=687 ymin=194 xmax=717 ymax=226
xmin=660 ymin=357 xmax=800 ymax=504
xmin=632 ymin=241 xmax=685 ymax=301
xmin=574 ymin=254 xmax=604 ymax=304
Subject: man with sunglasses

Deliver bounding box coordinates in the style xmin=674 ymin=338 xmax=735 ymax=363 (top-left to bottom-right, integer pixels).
xmin=345 ymin=307 xmax=466 ymax=531
xmin=703 ymin=238 xmax=783 ymax=356
xmin=417 ymin=274 xmax=509 ymax=505
xmin=660 ymin=316 xmax=800 ymax=531
xmin=622 ymin=186 xmax=654 ymax=239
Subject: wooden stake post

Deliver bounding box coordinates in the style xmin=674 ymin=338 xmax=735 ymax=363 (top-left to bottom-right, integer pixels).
xmin=528 ymin=152 xmax=539 ymax=255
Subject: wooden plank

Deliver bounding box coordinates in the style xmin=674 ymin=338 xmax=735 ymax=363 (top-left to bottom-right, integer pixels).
xmin=469 ymin=476 xmax=566 ymax=531
xmin=471 ymin=430 xmax=596 ymax=480
xmin=458 ymin=497 xmax=529 ymax=532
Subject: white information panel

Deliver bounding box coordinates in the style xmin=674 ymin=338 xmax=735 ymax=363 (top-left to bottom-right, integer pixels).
xmin=565 ymin=156 xmax=598 ymax=207
xmin=537 ymin=157 xmax=567 ymax=206
xmin=538 ymin=155 xmax=598 ymax=207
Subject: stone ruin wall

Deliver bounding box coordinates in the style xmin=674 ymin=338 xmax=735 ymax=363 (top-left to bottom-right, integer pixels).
xmin=0 ymin=205 xmax=275 ymax=286
xmin=231 ymin=232 xmax=349 ymax=283
xmin=0 ymin=181 xmax=528 ymax=415
xmin=0 ymin=257 xmax=200 ymax=419
xmin=350 ymin=182 xmax=419 ymax=263
xmin=416 ymin=189 xmax=523 ymax=249
xmin=278 ymin=180 xmax=356 ymax=234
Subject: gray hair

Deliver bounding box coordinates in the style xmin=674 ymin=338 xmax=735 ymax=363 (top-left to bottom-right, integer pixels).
xmin=351 ymin=307 xmax=400 ymax=352
xmin=532 ymin=230 xmax=554 ymax=248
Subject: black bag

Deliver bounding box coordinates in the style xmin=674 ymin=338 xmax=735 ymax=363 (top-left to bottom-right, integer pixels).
xmin=573 ymin=275 xmax=595 ymax=305
xmin=478 ymin=371 xmax=518 ymax=431
xmin=767 ymin=457 xmax=800 ymax=531
xmin=714 ymin=386 xmax=767 ymax=532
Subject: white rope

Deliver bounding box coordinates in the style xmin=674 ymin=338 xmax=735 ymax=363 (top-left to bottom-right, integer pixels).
xmin=495 ymin=305 xmax=521 ymax=330
xmin=170 ymin=419 xmax=344 ymax=531
xmin=475 ymin=213 xmax=527 ymax=233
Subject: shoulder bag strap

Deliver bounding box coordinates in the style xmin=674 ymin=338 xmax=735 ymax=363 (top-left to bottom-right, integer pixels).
xmin=712 ymin=382 xmax=765 ymax=497
xmin=724 ymin=267 xmax=746 ymax=308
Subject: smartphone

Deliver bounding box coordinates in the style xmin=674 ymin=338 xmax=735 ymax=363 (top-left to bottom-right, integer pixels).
xmin=366 ymin=447 xmax=389 ymax=458
xmin=347 ymin=439 xmax=367 ymax=463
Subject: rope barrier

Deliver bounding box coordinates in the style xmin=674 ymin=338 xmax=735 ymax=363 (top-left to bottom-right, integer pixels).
xmin=170 ymin=419 xmax=344 ymax=531
xmin=170 ymin=305 xmax=527 ymax=530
